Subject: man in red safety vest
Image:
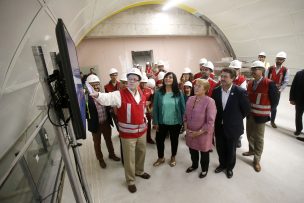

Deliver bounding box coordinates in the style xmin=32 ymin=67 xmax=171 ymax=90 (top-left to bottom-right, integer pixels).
xmin=91 ymin=68 xmax=150 ymax=193
xmin=243 ymin=61 xmax=279 ymax=172
xmin=193 ymin=61 xmax=217 ymax=97
xmin=194 ymin=58 xmax=215 ymax=80
xmin=266 ymin=51 xmax=289 ymax=128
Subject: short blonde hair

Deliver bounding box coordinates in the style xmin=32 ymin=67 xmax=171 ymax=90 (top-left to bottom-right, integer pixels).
xmin=195 ymin=79 xmax=210 ymax=93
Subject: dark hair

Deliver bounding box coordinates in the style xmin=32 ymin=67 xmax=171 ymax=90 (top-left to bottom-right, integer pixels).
xmin=179 ymin=72 xmax=194 ymax=82
xmin=159 ymin=72 xmax=180 ymax=97
xmin=221 ymin=67 xmax=237 ymax=79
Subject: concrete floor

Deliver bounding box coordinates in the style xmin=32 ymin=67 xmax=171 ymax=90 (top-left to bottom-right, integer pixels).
xmin=63 ymin=87 xmax=304 ymax=203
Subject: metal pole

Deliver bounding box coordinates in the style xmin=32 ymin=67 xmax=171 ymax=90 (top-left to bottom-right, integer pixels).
xmin=32 ymin=46 xmax=84 ymax=202
xmin=18 ymin=156 xmax=42 ymax=202
xmin=67 ymin=122 xmax=92 ymax=202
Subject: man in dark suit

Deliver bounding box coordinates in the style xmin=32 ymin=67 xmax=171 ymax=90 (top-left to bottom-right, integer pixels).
xmin=289 ymin=69 xmax=304 ymax=138
xmin=212 ymin=67 xmax=250 ymax=178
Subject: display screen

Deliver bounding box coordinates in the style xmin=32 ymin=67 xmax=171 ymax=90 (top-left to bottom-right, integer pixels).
xmin=55 ymin=19 xmax=86 ymax=139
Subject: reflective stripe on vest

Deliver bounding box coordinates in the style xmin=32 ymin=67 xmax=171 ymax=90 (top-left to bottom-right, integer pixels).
xmin=119 ymin=126 xmax=147 ymax=134
xmin=248 ymin=78 xmax=271 ymax=117
xmin=126 ymin=103 xmax=131 ymax=123
xmin=118 ymin=122 xmax=146 ymax=129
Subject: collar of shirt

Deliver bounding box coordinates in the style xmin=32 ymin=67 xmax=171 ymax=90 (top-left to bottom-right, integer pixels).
xmin=127 ymin=88 xmax=141 ymax=103
xmin=221 ymin=84 xmax=233 ymax=94
xmin=254 ymin=76 xmax=263 ymax=85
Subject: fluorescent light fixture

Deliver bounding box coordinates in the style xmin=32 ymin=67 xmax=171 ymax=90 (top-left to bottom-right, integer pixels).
xmin=162 ymin=0 xmax=184 ymax=11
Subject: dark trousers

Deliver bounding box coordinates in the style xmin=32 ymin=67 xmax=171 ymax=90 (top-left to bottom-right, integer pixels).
xmin=271 ymin=92 xmax=281 ymax=122
xmin=92 ymin=121 xmax=114 ymax=160
xmin=189 ymin=148 xmax=210 ymax=172
xmin=215 ymin=125 xmax=237 ymax=170
xmin=146 ymin=113 xmax=153 ymax=141
xmin=156 ymin=124 xmax=182 ymax=158
xmin=295 ymin=105 xmax=304 ymax=132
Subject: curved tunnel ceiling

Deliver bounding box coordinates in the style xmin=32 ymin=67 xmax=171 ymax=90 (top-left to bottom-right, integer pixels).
xmin=71 ymin=0 xmax=304 ymax=73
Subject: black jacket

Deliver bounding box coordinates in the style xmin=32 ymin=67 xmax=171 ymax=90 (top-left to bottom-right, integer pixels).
xmin=290 ymin=70 xmax=304 ymax=105
xmin=86 ymin=96 xmax=113 ymax=133
xmin=212 ymin=85 xmax=251 ymax=139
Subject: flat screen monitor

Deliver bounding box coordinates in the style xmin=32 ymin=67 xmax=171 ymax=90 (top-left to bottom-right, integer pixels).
xmin=55 ymin=19 xmax=86 ymax=140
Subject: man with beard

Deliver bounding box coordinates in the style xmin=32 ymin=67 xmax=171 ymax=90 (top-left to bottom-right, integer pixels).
xmin=86 ymin=75 xmax=121 ymax=169
xmin=266 ymin=51 xmax=289 ymax=128
xmin=194 ymin=61 xmax=217 ymax=97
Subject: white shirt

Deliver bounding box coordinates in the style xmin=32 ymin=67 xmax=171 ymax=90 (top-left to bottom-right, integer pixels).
xmin=221 ymin=84 xmax=233 ymax=110
xmin=96 ymin=88 xmax=141 ymax=108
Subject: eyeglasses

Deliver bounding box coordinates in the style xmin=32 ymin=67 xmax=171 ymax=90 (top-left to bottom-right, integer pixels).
xmin=128 ymin=78 xmax=139 ymax=82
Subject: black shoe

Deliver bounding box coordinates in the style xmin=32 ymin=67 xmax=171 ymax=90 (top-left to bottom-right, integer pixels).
xmin=128 ymin=184 xmax=137 ymax=193
xmin=271 ymin=122 xmax=277 ymax=128
xmin=186 ymin=166 xmax=198 ymax=173
xmin=294 ymin=131 xmax=301 ymax=136
xmin=226 ymin=170 xmax=233 ymax=178
xmin=99 ymin=159 xmax=107 ymax=169
xmin=296 ymin=137 xmax=304 ymax=142
xmin=199 ymin=171 xmax=208 ymax=178
xmin=147 ymin=139 xmax=155 ymax=144
xmin=109 ymin=154 xmax=121 ymax=161
xmin=135 ymin=172 xmax=151 ymax=179
xmin=215 ymin=166 xmax=225 ymax=173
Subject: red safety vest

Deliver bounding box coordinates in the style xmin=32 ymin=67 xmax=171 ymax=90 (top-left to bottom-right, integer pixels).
xmin=141 ymin=87 xmax=152 ymax=101
xmin=267 ymin=66 xmax=287 ymax=86
xmin=117 ymin=88 xmax=147 ymax=138
xmin=194 ymin=72 xmax=215 ymax=79
xmin=247 ymin=78 xmax=271 ymax=117
xmin=233 ymin=75 xmax=246 ymax=87
xmin=104 ymin=81 xmax=120 ymax=93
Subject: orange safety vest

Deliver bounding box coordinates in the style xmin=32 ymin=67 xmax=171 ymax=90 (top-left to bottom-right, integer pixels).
xmin=117 ymin=88 xmax=147 ymax=138
xmin=247 ymin=78 xmax=271 ymax=117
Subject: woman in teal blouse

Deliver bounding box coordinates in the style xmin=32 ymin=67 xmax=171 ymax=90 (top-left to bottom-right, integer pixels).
xmin=153 ymin=72 xmax=185 ymax=167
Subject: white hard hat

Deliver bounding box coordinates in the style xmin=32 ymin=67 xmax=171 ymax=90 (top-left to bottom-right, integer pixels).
xmin=204 ymin=61 xmax=214 ymax=71
xmin=184 ymin=81 xmax=193 ymax=87
xmin=147 ymin=78 xmax=156 ymax=89
xmin=229 ymin=60 xmax=242 ymax=69
xmin=251 ymin=60 xmax=265 ymax=68
xmin=183 ymin=67 xmax=192 ymax=74
xmin=158 ymin=60 xmax=165 ymax=66
xmin=199 ymin=58 xmax=207 ymax=65
xmin=109 ymin=68 xmax=118 ymax=75
xmin=276 ymin=51 xmax=287 ymax=59
xmin=86 ymin=74 xmax=100 ymax=83
xmin=146 ymin=62 xmax=150 ymax=65
xmin=141 ymin=74 xmax=148 ymax=83
xmin=158 ymin=71 xmax=166 ymax=81
xmin=258 ymin=52 xmax=266 ymax=56
xmin=127 ymin=68 xmax=142 ymax=80
xmin=120 ymin=73 xmax=128 ymax=82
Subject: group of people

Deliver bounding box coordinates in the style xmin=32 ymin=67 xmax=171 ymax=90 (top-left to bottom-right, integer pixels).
xmin=84 ymin=50 xmax=303 ymax=193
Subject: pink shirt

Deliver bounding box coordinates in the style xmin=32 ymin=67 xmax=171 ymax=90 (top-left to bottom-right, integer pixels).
xmin=184 ymin=96 xmax=217 ymax=152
